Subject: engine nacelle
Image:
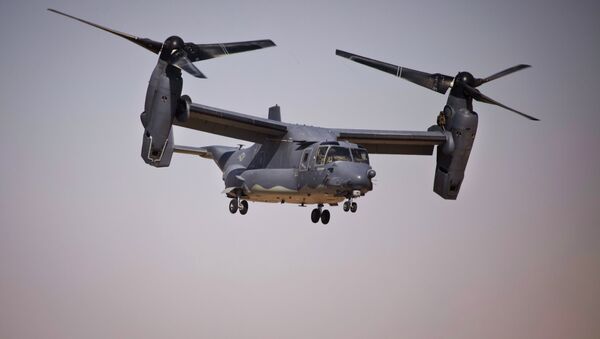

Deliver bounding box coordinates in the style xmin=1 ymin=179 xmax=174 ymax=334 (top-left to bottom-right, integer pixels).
xmin=141 ymin=128 xmax=174 ymax=167
xmin=140 ymin=60 xmax=183 ymax=167
xmin=433 ymin=103 xmax=478 ymax=199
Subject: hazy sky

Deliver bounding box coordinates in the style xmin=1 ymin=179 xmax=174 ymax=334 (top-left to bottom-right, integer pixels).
xmin=1 ymin=0 xmax=599 ymax=338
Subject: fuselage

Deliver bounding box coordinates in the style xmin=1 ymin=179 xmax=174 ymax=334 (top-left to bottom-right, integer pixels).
xmin=139 ymin=57 xmax=374 ymax=206
xmin=210 ymin=124 xmax=375 ymax=206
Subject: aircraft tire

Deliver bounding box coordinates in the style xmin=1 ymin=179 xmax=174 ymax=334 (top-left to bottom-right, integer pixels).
xmin=239 ymin=200 xmax=249 ymax=215
xmin=229 ymin=199 xmax=238 ymax=214
xmin=311 ymin=208 xmax=321 ymax=223
xmin=350 ymin=202 xmax=358 ymax=213
xmin=321 ymin=210 xmax=330 ymax=225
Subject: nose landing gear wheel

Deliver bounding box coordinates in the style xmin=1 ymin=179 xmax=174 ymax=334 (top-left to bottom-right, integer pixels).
xmin=311 ymin=208 xmax=321 ymax=223
xmin=239 ymin=200 xmax=249 ymax=215
xmin=229 ymin=199 xmax=238 ymax=214
xmin=343 ymin=201 xmax=350 ymax=212
xmin=320 ymin=210 xmax=330 ymax=224
xmin=350 ymin=202 xmax=358 ymax=213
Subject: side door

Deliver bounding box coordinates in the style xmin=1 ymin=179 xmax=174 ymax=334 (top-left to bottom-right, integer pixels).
xmin=299 ymin=145 xmax=329 ymax=189
xmin=299 ymin=148 xmax=312 ymax=172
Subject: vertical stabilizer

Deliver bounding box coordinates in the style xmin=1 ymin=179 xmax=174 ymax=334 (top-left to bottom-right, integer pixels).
xmin=268 ymin=105 xmax=281 ymax=121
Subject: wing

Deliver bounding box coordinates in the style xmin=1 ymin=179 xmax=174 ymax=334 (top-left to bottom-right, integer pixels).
xmin=174 ymin=103 xmax=288 ymax=143
xmin=335 ymin=128 xmax=447 ymax=155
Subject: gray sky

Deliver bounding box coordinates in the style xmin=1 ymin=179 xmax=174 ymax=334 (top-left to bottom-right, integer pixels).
xmin=1 ymin=0 xmax=599 ymax=338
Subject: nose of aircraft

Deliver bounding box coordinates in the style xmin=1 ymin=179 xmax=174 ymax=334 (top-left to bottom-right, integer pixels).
xmin=326 ymin=162 xmax=374 ymax=191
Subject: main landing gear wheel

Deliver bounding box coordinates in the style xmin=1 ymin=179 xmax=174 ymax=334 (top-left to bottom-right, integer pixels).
xmin=343 ymin=199 xmax=357 ymax=213
xmin=229 ymin=199 xmax=238 ymax=214
xmin=320 ymin=210 xmax=330 ymax=224
xmin=311 ymin=208 xmax=321 ymax=223
xmin=239 ymin=200 xmax=249 ymax=215
xmin=310 ymin=204 xmax=331 ymax=224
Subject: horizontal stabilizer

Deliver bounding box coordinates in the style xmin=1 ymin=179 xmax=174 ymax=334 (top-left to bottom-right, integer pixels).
xmin=173 ymin=145 xmax=212 ymax=159
xmin=174 ymin=145 xmax=239 ymax=171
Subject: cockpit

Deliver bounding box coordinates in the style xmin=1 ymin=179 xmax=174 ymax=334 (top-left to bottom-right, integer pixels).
xmin=315 ymin=144 xmax=369 ymax=165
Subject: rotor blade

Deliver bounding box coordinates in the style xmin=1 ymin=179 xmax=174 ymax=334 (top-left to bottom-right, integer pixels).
xmin=336 ymin=50 xmax=454 ymax=94
xmin=475 ymin=64 xmax=531 ymax=86
xmin=172 ymin=56 xmax=207 ymax=78
xmin=185 ymin=40 xmax=276 ymax=62
xmin=462 ymin=84 xmax=539 ymax=121
xmin=47 ymin=8 xmax=163 ymax=54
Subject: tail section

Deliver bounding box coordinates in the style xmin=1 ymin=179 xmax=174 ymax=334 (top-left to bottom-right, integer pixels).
xmin=174 ymin=145 xmax=238 ymax=171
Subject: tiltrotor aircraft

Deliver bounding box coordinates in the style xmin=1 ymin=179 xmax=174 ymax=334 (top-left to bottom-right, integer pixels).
xmin=49 ymin=9 xmax=538 ymax=224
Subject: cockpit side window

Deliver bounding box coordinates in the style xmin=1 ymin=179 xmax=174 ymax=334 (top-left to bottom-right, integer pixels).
xmin=299 ymin=148 xmax=312 ymax=171
xmin=315 ymin=146 xmax=329 ymax=166
xmin=325 ymin=146 xmax=352 ymax=164
xmin=351 ymin=148 xmax=370 ymax=164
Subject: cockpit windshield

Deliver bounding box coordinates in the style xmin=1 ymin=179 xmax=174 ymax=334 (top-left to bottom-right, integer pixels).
xmin=352 ymin=148 xmax=369 ymax=164
xmin=316 ymin=146 xmax=328 ymax=165
xmin=325 ymin=146 xmax=352 ymax=164
xmin=315 ymin=145 xmax=370 ymax=165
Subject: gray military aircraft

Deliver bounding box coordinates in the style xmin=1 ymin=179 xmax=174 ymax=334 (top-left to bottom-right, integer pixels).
xmin=49 ymin=9 xmax=538 ymax=224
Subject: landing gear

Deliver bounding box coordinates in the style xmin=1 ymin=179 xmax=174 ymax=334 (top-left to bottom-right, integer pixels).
xmin=343 ymin=198 xmax=358 ymax=213
xmin=310 ymin=204 xmax=330 ymax=224
xmin=320 ymin=210 xmax=330 ymax=224
xmin=229 ymin=198 xmax=238 ymax=214
xmin=311 ymin=208 xmax=321 ymax=223
xmin=239 ymin=200 xmax=249 ymax=215
xmin=229 ymin=197 xmax=249 ymax=215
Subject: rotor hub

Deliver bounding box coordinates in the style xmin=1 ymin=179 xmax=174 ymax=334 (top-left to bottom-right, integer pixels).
xmin=456 ymin=72 xmax=476 ymax=87
xmin=160 ymin=35 xmax=185 ymax=60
